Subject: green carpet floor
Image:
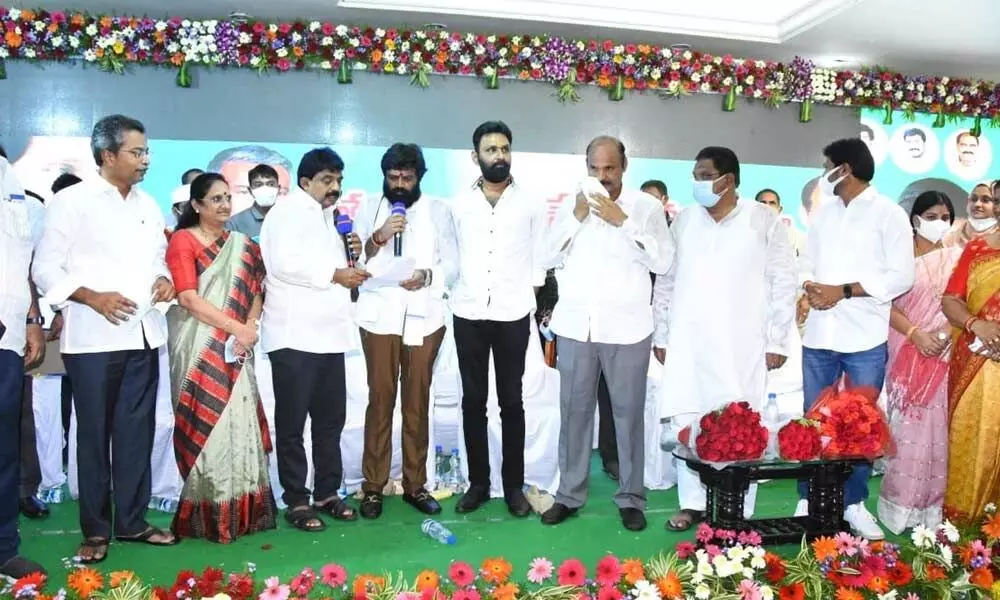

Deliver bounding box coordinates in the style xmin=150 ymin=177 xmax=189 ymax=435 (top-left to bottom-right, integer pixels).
xmin=19 ymin=455 xmax=891 ymax=584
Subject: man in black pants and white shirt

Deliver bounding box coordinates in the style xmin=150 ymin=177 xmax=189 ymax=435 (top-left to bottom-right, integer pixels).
xmin=448 ymin=121 xmax=547 ymax=517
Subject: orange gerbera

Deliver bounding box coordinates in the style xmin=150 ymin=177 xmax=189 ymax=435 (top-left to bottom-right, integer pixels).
xmin=414 ymin=570 xmax=439 ymax=592
xmin=811 ymin=536 xmax=838 ymax=562
xmin=481 ymin=558 xmax=513 ymax=585
xmin=20 ymin=9 xmax=35 ymax=21
xmin=655 ymin=572 xmax=682 ymax=599
xmin=67 ymin=568 xmax=104 ymax=598
xmin=865 ymin=576 xmax=890 ymax=594
xmin=834 ymin=588 xmax=863 ymax=600
xmin=99 ymin=15 xmax=112 ymax=28
xmin=925 ymin=563 xmax=947 ymax=582
xmin=982 ymin=513 xmax=1000 ymax=539
xmin=622 ymin=559 xmax=644 ymax=585
xmin=971 ymin=567 xmax=994 ymax=589
xmin=352 ymin=575 xmax=385 ymax=600
xmin=4 ymin=31 xmax=23 ymax=48
xmin=492 ymin=583 xmax=519 ymax=600
xmin=109 ymin=571 xmax=135 ymax=588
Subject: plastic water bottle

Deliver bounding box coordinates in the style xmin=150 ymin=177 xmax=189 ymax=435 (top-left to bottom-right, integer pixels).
xmin=337 ymin=485 xmax=348 ymax=500
xmin=763 ymin=393 xmax=780 ymax=459
xmin=434 ymin=445 xmax=445 ymax=490
xmin=449 ymin=448 xmax=466 ymax=493
xmin=421 ymin=519 xmax=456 ymax=545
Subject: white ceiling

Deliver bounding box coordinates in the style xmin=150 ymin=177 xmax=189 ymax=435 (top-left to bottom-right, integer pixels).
xmin=25 ymin=0 xmax=1000 ymax=79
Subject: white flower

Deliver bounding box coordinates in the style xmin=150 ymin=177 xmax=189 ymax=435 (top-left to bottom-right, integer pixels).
xmin=336 ymin=24 xmax=348 ymax=36
xmin=292 ymin=32 xmax=302 ymax=43
xmin=727 ymin=546 xmax=747 ymax=563
xmin=320 ymin=60 xmax=331 ymax=69
xmin=742 ymin=567 xmax=754 ymax=579
xmin=753 ymin=89 xmax=763 ymax=98
xmin=482 ymin=65 xmax=495 ymax=76
xmin=511 ymin=35 xmax=522 ymax=44
xmin=309 ymin=21 xmax=321 ymax=32
xmin=941 ymin=76 xmax=950 ymax=85
xmin=938 ymin=543 xmax=954 ymax=568
xmin=940 ymin=521 xmax=960 ymax=543
xmin=691 ymin=73 xmax=701 ymax=83
xmin=350 ymin=38 xmax=360 ymax=48
xmin=7 ymin=8 xmax=21 ymax=20
xmin=82 ymin=49 xmax=97 ymax=61
xmin=321 ymin=36 xmax=333 ymax=46
xmin=23 ymin=48 xmax=36 ymax=58
xmin=755 ymin=60 xmax=766 ymax=68
xmin=750 ymin=555 xmax=766 ymax=570
xmin=650 ymin=68 xmax=661 ymax=79
xmin=682 ymin=50 xmax=692 ymax=60
xmin=207 ymin=594 xmax=231 ymax=600
xmin=85 ymin=23 xmax=98 ymax=36
xmin=761 ymin=587 xmax=774 ymax=600
xmin=397 ymin=64 xmax=408 ymax=74
xmin=474 ymin=44 xmax=485 ymax=55
xmin=459 ymin=55 xmax=470 ymax=66
xmin=746 ymin=75 xmax=755 ymax=85
xmin=423 ymin=39 xmax=434 ymax=50
xmin=181 ymin=19 xmax=191 ymax=28
xmin=167 ymin=42 xmax=179 ymax=52
xmin=878 ymin=590 xmax=899 ymax=600
xmin=487 ymin=35 xmax=496 ymax=43
xmin=630 ymin=580 xmax=661 ymax=600
xmin=700 ymin=82 xmax=711 ymax=92
xmin=34 ymin=21 xmax=45 ymax=32
xmin=520 ymin=47 xmax=532 ymax=58
xmin=239 ymin=32 xmax=251 ymax=44
xmin=986 ymin=503 xmax=997 ymax=514
xmin=694 ymin=583 xmax=711 ymax=599
xmin=497 ymin=58 xmax=508 ymax=67
xmin=68 ymin=36 xmax=80 ymax=48
xmin=51 ymin=35 xmax=64 ymax=47
xmin=249 ymin=55 xmax=261 ymax=67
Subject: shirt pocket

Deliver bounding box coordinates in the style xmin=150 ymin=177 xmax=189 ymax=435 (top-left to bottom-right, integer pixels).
xmin=0 ymin=200 xmax=31 ymax=243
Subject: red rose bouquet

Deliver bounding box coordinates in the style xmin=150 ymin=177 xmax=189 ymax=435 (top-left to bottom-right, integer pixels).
xmin=806 ymin=386 xmax=894 ymax=459
xmin=679 ymin=401 xmax=768 ymax=462
xmin=777 ymin=419 xmax=822 ymax=461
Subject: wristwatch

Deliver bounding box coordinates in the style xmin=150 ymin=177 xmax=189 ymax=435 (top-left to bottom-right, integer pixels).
xmin=26 ymin=316 xmax=44 ymax=326
xmin=842 ymin=284 xmax=853 ymax=299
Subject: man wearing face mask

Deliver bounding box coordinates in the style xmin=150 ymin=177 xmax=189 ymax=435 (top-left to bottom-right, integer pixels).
xmin=447 ymin=121 xmax=546 ymax=518
xmin=795 ymin=138 xmax=915 ymax=541
xmin=541 ymin=136 xmax=673 ymax=531
xmin=259 ymin=147 xmax=367 ymax=532
xmin=942 ymin=183 xmax=997 ymax=248
xmin=353 ymin=143 xmax=456 ymax=519
xmin=655 ymin=147 xmax=796 ymax=532
xmin=226 ymin=164 xmax=281 ymax=241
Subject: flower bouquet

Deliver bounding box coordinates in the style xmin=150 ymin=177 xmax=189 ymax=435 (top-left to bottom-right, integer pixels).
xmin=805 ymin=386 xmax=894 ymax=459
xmin=777 ymin=419 xmax=822 ymax=461
xmin=677 ymin=401 xmax=769 ymax=463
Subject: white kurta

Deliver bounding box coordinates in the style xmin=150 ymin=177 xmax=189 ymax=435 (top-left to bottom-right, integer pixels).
xmin=653 ymin=199 xmax=797 ymax=421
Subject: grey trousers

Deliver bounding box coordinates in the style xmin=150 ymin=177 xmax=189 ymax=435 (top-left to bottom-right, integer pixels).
xmin=555 ymin=335 xmax=650 ymax=511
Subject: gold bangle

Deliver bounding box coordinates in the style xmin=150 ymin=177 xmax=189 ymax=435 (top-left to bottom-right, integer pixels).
xmin=905 ymin=325 xmax=917 ymax=340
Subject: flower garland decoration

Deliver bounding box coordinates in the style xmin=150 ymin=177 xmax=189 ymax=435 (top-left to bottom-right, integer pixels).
xmin=14 ymin=509 xmax=1000 ymax=600
xmin=2 ymin=5 xmax=1000 ymax=122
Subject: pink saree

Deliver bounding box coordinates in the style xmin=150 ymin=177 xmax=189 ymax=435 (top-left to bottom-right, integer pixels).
xmin=877 ymin=246 xmax=961 ymax=534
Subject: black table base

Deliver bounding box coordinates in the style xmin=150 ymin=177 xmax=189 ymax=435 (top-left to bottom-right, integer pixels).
xmin=687 ymin=458 xmax=864 ymax=545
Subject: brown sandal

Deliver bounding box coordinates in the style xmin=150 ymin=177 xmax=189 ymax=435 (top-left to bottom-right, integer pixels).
xmin=314 ymin=497 xmax=357 ymax=521
xmin=117 ymin=526 xmax=179 ymax=546
xmin=666 ymin=509 xmax=704 ymax=532
xmin=77 ymin=537 xmax=110 ymax=564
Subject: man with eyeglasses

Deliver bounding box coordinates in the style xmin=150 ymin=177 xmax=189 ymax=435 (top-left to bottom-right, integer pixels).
xmin=32 ymin=114 xmax=178 ymax=563
xmin=226 ymin=164 xmax=282 ymax=241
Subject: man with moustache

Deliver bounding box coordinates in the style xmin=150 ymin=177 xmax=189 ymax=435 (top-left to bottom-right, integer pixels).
xmin=259 ymin=147 xmax=367 ymax=532
xmin=353 ymin=143 xmax=454 ymax=519
xmin=956 ymin=132 xmax=980 ymax=169
xmin=542 ymin=136 xmax=673 ymax=531
xmin=448 ymin=121 xmax=546 ymax=517
xmin=226 ymin=164 xmax=282 ymax=240
xmin=33 ymin=115 xmax=178 ymax=562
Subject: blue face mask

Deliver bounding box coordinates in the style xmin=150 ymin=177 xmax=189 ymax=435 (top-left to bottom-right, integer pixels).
xmin=692 ymin=176 xmax=726 ymax=208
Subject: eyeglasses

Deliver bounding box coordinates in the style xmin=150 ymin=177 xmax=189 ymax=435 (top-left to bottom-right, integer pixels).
xmin=125 ymin=148 xmax=151 ymax=159
xmin=692 ymin=171 xmax=721 ymax=182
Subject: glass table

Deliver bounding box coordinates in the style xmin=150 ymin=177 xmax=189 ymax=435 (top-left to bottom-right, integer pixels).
xmin=671 ymin=446 xmax=873 ymax=545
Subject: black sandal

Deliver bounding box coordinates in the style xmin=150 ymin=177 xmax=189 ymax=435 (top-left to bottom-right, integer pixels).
xmin=117 ymin=526 xmax=180 ymax=546
xmin=665 ymin=509 xmax=704 ymax=532
xmin=77 ymin=537 xmax=110 ymax=564
xmin=285 ymin=506 xmax=326 ymax=532
xmin=314 ymin=497 xmax=358 ymax=522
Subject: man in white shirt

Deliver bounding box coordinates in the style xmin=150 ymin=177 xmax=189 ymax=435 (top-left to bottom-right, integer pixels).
xmin=0 ymin=155 xmax=46 ymax=578
xmin=796 ymin=137 xmax=915 ymax=540
xmin=32 ymin=115 xmax=178 ymax=563
xmin=259 ymin=147 xmax=367 ymax=532
xmin=449 ymin=121 xmax=546 ymax=517
xmin=541 ymin=136 xmax=673 ymax=531
xmin=654 ymin=147 xmax=796 ymax=532
xmin=755 ymin=188 xmax=806 ymax=259
xmin=354 ymin=143 xmax=455 ymax=519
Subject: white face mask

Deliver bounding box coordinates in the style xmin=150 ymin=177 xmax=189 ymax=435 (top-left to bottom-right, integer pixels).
xmin=915 ymin=217 xmax=951 ymax=244
xmin=252 ymin=186 xmax=279 ymax=207
xmin=817 ymin=167 xmax=847 ymax=198
xmin=692 ymin=176 xmax=726 ymax=208
xmin=968 ymin=216 xmax=997 ymax=232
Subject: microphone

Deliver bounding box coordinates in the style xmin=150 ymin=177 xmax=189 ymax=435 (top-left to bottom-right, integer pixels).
xmin=391 ymin=202 xmax=406 ymax=257
xmin=334 ymin=213 xmax=356 ymax=268
xmin=335 ymin=213 xmax=359 ymax=302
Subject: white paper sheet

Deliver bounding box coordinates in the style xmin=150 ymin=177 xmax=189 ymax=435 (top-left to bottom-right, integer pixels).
xmin=363 ymin=257 xmax=416 ymax=289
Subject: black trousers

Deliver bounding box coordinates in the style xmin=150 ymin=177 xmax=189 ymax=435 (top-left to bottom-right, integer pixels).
xmin=19 ymin=376 xmax=40 ymax=499
xmin=269 ymin=349 xmax=346 ymax=509
xmin=0 ymin=351 xmax=23 ymax=564
xmin=62 ymin=376 xmax=73 ymax=465
xmin=596 ymin=373 xmax=618 ymax=466
xmin=453 ymin=315 xmax=530 ymax=493
xmin=63 ymin=347 xmax=158 ymax=539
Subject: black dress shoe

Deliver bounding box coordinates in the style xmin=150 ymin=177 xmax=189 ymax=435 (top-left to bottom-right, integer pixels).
xmin=619 ymin=507 xmax=647 ymax=531
xmin=602 ymin=461 xmax=620 ymax=481
xmin=0 ymin=556 xmax=46 ymax=578
xmin=403 ymin=490 xmax=442 ymax=515
xmin=19 ymin=496 xmax=50 ymax=520
xmin=456 ymin=486 xmax=490 ymax=514
xmin=541 ymin=503 xmax=577 ymax=525
xmin=360 ymin=492 xmax=383 ymax=520
xmin=505 ymin=490 xmax=532 ymax=518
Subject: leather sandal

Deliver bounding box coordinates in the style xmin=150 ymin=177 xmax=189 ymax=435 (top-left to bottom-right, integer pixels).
xmin=666 ymin=509 xmax=704 ymax=532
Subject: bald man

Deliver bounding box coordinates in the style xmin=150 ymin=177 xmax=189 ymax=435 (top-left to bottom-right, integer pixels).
xmin=541 ymin=136 xmax=674 ymax=531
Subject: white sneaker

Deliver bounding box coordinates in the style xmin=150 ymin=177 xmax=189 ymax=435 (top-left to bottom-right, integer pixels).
xmin=845 ymin=503 xmax=884 ymax=540
xmin=793 ymin=499 xmax=809 ymax=517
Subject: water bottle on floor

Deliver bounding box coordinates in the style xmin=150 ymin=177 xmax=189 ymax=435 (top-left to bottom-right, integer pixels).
xmin=449 ymin=448 xmax=466 ymax=493
xmin=421 ymin=518 xmax=456 ymax=545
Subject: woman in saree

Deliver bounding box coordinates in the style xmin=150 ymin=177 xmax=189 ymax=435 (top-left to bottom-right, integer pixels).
xmin=877 ymin=191 xmax=960 ymax=534
xmin=165 ymin=172 xmax=277 ymax=543
xmin=941 ymin=179 xmax=1000 ymax=521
